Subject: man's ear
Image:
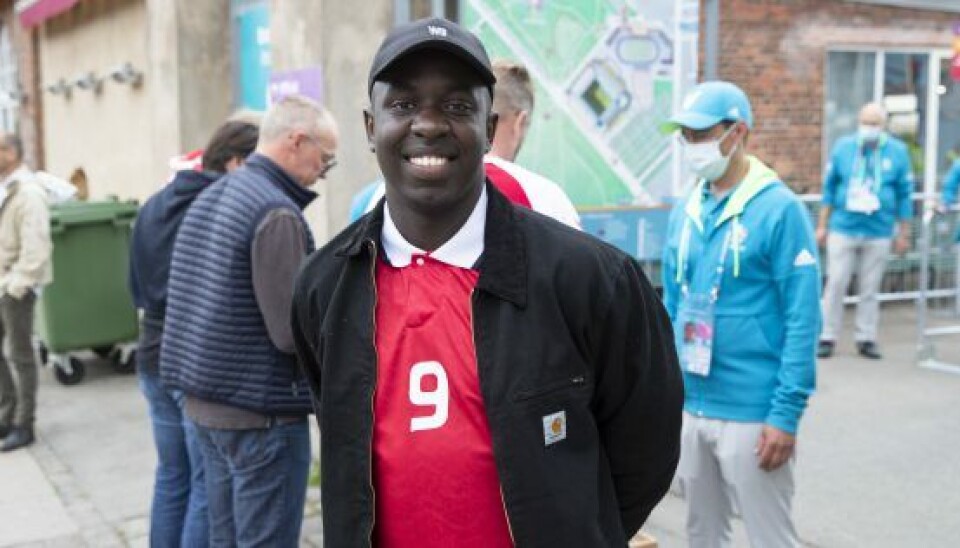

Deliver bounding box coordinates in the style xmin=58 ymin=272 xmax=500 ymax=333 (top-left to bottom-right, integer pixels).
xmin=514 ymin=110 xmax=529 ymax=132
xmin=736 ymin=121 xmax=750 ymax=146
xmin=513 ymin=110 xmax=529 ymax=141
xmin=487 ymin=112 xmax=499 ymax=151
xmin=363 ymin=109 xmax=375 ymax=152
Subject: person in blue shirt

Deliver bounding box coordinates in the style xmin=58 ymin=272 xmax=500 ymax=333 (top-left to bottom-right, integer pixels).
xmin=661 ymin=81 xmax=820 ymax=548
xmin=816 ymin=103 xmax=914 ymax=360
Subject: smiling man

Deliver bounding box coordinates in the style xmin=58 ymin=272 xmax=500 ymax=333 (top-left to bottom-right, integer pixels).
xmin=292 ymin=18 xmax=682 ymax=547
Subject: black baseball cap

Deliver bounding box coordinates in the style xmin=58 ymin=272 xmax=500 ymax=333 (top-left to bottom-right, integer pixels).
xmin=368 ymin=17 xmax=496 ymax=96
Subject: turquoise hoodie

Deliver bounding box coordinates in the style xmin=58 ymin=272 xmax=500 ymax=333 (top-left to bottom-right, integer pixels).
xmin=662 ymin=156 xmax=820 ymax=434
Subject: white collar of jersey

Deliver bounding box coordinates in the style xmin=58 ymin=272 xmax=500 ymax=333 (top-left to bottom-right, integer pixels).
xmin=381 ymin=186 xmax=487 ymax=269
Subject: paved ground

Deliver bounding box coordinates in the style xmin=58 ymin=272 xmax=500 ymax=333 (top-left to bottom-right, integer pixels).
xmin=1 ymin=304 xmax=957 ymax=547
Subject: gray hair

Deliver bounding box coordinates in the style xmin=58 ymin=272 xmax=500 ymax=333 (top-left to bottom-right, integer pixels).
xmin=259 ymin=95 xmax=336 ymax=144
xmin=492 ymin=60 xmax=534 ymax=116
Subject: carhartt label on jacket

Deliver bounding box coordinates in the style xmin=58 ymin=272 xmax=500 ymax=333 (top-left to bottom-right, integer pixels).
xmin=543 ymin=411 xmax=567 ymax=445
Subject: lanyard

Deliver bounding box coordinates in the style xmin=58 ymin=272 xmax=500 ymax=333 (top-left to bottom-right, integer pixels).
xmin=852 ymin=136 xmax=886 ymax=194
xmin=678 ymin=218 xmax=735 ymax=303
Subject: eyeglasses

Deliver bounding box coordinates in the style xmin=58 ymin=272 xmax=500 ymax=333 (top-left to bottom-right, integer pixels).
xmin=301 ymin=132 xmax=338 ymax=178
xmin=319 ymin=156 xmax=337 ymax=178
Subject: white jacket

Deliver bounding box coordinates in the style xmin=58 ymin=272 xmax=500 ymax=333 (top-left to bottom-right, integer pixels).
xmin=0 ymin=166 xmax=52 ymax=298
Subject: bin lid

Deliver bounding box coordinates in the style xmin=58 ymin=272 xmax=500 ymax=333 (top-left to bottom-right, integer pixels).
xmin=50 ymin=199 xmax=138 ymax=227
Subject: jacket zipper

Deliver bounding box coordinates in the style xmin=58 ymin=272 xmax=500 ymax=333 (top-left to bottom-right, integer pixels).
xmin=367 ymin=239 xmax=379 ymax=547
xmin=471 ymin=289 xmax=516 ymax=545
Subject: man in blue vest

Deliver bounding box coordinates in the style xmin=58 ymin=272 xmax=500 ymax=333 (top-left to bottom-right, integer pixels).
xmin=816 ymin=102 xmax=914 ymax=360
xmin=160 ymin=95 xmax=338 ymax=546
xmin=661 ymin=81 xmax=820 ymax=547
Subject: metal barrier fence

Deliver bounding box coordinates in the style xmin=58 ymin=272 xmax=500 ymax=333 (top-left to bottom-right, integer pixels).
xmin=800 ymin=194 xmax=958 ymax=305
xmin=917 ymin=203 xmax=960 ymax=373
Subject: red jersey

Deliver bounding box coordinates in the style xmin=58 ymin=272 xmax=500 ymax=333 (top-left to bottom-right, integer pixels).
xmin=373 ymin=253 xmax=513 ymax=547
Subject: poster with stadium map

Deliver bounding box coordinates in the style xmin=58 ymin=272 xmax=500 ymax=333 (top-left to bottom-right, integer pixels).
xmin=462 ymin=0 xmax=700 ymax=208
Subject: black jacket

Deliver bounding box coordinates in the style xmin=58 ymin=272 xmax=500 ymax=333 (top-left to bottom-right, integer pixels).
xmin=291 ymin=184 xmax=683 ymax=547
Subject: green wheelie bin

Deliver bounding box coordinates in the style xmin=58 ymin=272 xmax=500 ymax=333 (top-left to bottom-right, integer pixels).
xmin=33 ymin=199 xmax=139 ymax=385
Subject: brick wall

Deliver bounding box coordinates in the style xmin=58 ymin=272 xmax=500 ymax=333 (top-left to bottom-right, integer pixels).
xmin=712 ymin=0 xmax=954 ymax=192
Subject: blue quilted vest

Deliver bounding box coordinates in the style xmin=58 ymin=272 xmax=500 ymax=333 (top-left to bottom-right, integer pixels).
xmin=160 ymin=154 xmax=316 ymax=415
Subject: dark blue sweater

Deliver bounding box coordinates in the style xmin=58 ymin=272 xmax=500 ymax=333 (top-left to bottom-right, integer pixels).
xmin=160 ymin=155 xmax=316 ymax=415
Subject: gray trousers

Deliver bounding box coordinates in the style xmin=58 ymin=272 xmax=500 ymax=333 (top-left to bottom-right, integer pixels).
xmin=821 ymin=232 xmax=891 ymax=343
xmin=678 ymin=413 xmax=799 ymax=548
xmin=0 ymin=291 xmax=38 ymax=428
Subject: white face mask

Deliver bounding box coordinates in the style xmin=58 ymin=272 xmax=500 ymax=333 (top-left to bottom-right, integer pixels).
xmin=681 ymin=125 xmax=738 ymax=182
xmin=858 ymin=125 xmax=883 ymax=143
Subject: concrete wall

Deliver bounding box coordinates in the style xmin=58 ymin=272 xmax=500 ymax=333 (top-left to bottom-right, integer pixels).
xmin=40 ymin=0 xmax=153 ymax=200
xmin=40 ymin=0 xmax=231 ymax=202
xmin=174 ymin=0 xmax=232 ymax=153
xmin=1 ymin=0 xmax=45 ymax=169
xmin=270 ymin=0 xmax=392 ymax=243
xmin=714 ymin=0 xmax=954 ymax=192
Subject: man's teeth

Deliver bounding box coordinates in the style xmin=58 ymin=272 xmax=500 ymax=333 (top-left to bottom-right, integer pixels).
xmin=410 ymin=156 xmax=448 ymax=167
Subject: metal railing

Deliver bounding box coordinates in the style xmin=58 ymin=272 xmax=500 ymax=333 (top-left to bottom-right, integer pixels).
xmin=916 ymin=202 xmax=960 ymax=373
xmin=799 ymin=193 xmax=958 ymax=305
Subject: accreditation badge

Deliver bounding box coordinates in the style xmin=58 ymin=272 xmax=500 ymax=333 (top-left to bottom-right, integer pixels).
xmin=677 ymin=292 xmax=715 ymax=377
xmin=846 ymin=178 xmax=880 ymax=214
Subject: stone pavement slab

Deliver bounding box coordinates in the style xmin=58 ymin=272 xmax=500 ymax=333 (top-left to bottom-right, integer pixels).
xmin=0 ymin=449 xmax=77 ymax=546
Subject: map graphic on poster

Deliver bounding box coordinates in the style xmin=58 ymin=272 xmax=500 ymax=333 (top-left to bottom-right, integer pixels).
xmin=462 ymin=0 xmax=698 ymax=207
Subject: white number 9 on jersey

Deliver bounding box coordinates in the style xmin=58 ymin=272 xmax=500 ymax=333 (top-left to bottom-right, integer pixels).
xmin=409 ymin=361 xmax=449 ymax=432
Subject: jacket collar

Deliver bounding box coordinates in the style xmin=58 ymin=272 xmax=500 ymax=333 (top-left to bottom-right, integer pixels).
xmin=0 ymin=165 xmax=30 ymax=188
xmin=684 ymin=155 xmax=780 ymax=232
xmin=172 ymin=169 xmax=222 ymax=196
xmin=0 ymin=166 xmax=31 ymax=210
xmin=339 ymin=181 xmax=528 ymax=307
xmin=245 ymin=153 xmax=317 ymax=210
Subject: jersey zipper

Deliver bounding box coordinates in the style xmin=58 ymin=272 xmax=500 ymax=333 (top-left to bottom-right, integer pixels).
xmin=366 ymin=239 xmax=379 ymax=547
xmin=471 ymin=289 xmax=516 ymax=545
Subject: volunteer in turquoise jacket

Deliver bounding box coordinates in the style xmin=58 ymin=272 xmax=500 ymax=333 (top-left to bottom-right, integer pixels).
xmin=661 ymin=81 xmax=820 ymax=548
xmin=816 ymin=102 xmax=914 ymax=360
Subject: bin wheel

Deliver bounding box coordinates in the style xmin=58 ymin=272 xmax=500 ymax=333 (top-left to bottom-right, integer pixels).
xmin=35 ymin=342 xmax=49 ymax=366
xmin=92 ymin=345 xmax=114 ymax=359
xmin=54 ymin=358 xmax=85 ymax=386
xmin=111 ymin=349 xmax=136 ymax=374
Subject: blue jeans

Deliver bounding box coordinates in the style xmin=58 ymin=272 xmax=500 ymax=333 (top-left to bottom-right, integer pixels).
xmin=139 ymin=368 xmax=209 ymax=547
xmin=193 ymin=418 xmax=311 ymax=548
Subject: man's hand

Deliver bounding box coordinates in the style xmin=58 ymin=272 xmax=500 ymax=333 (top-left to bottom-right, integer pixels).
xmin=755 ymin=425 xmax=795 ymax=471
xmin=894 ymin=233 xmax=911 ymax=255
xmin=815 ymin=225 xmax=828 ymax=248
